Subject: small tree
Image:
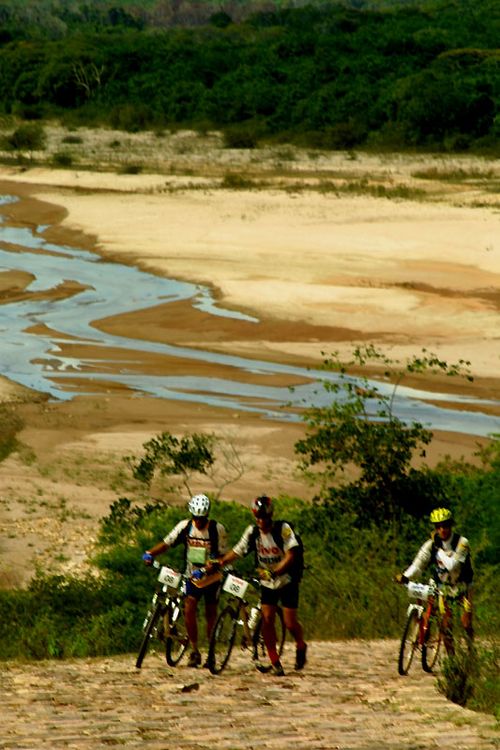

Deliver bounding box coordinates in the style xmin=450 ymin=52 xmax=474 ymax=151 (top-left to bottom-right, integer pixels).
xmin=295 ymin=345 xmax=473 ymax=526
xmin=125 ymin=430 xmax=244 ymax=500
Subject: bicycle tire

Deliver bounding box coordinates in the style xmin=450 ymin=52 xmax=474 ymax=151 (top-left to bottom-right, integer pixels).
xmin=207 ymin=605 xmax=238 ymax=675
xmin=136 ymin=600 xmax=164 ymax=669
xmin=252 ymin=606 xmax=285 ymax=665
xmin=398 ymin=608 xmax=420 ymax=675
xmin=165 ymin=595 xmax=189 ymax=666
xmin=422 ymin=612 xmax=442 ymax=672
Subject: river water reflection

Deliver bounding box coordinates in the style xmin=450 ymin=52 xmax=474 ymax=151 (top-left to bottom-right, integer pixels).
xmin=1 ymin=194 xmax=499 ymax=437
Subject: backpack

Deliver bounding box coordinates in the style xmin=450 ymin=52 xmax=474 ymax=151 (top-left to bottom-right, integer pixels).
xmin=431 ymin=531 xmax=473 ymax=585
xmin=249 ymin=519 xmax=304 ymax=582
xmin=176 ymin=519 xmax=220 ymax=566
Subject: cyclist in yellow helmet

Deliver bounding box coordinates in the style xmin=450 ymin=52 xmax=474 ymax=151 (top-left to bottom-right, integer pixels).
xmin=396 ymin=507 xmax=474 ymax=648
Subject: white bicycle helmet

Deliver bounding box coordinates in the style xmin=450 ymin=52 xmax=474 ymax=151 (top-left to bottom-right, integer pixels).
xmin=188 ymin=493 xmax=210 ymax=517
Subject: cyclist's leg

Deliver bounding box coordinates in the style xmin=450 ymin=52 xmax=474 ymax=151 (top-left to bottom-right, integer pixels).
xmin=441 ymin=600 xmax=454 ymax=654
xmin=184 ymin=579 xmax=204 ymax=658
xmin=260 ymin=602 xmax=279 ymax=662
xmin=281 ymin=581 xmax=307 ymax=668
xmin=184 ymin=595 xmax=199 ymax=649
xmin=461 ymin=590 xmax=474 ymax=641
xmin=283 ymin=607 xmax=305 ymax=645
xmin=202 ymin=581 xmax=221 ymax=640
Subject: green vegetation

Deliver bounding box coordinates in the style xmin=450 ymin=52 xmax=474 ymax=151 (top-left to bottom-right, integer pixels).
xmin=0 ymin=404 xmax=24 ymax=463
xmin=0 ymin=0 xmax=498 ymax=152
xmin=0 ymin=348 xmax=498 ymax=715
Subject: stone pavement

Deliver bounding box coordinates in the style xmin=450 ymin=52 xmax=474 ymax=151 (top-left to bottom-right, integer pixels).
xmin=1 ymin=640 xmax=498 ymax=749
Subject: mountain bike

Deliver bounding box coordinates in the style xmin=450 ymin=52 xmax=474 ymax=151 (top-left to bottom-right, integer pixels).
xmin=136 ymin=561 xmax=190 ymax=669
xmin=207 ymin=571 xmax=286 ymax=675
xmin=398 ymin=579 xmax=445 ymax=675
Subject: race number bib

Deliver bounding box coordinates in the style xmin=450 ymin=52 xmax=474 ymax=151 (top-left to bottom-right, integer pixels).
xmin=222 ymin=573 xmax=248 ymax=599
xmin=157 ymin=566 xmax=182 ymax=589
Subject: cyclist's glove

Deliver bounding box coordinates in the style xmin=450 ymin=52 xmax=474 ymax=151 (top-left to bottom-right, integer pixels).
xmin=142 ymin=552 xmax=154 ymax=564
xmin=257 ymin=567 xmax=275 ymax=582
xmin=395 ymin=572 xmax=409 ymax=585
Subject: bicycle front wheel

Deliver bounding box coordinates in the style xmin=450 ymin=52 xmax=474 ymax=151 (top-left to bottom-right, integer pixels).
xmin=422 ymin=614 xmax=442 ymax=672
xmin=207 ymin=605 xmax=238 ymax=675
xmin=165 ymin=596 xmax=189 ymax=666
xmin=398 ymin=608 xmax=420 ymax=675
xmin=252 ymin=606 xmax=285 ymax=665
xmin=136 ymin=601 xmax=163 ymax=669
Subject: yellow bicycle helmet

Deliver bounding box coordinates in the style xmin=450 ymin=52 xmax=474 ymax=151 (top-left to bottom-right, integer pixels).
xmin=430 ymin=507 xmax=453 ymax=524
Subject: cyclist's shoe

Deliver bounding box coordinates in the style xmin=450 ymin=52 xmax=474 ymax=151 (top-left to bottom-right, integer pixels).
xmin=187 ymin=650 xmax=202 ymax=668
xmin=295 ymin=644 xmax=308 ymax=670
xmin=255 ymin=662 xmax=272 ymax=673
xmin=256 ymin=660 xmax=285 ymax=676
xmin=270 ymin=659 xmax=285 ymax=677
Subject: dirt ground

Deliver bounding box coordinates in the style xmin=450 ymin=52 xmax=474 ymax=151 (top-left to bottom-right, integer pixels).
xmin=0 ymin=131 xmax=499 ymax=587
xmin=1 ymin=640 xmax=498 ymax=749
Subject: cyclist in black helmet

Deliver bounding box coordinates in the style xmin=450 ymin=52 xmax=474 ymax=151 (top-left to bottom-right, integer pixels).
xmin=213 ymin=494 xmax=307 ymax=677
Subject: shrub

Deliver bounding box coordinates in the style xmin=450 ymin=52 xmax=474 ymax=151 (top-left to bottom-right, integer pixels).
xmin=5 ymin=123 xmax=46 ymax=153
xmin=52 ymin=151 xmax=74 ymax=167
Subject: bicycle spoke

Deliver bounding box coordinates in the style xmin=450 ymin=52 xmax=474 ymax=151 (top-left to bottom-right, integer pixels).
xmin=398 ymin=608 xmax=420 ymax=676
xmin=208 ymin=606 xmax=237 ymax=675
xmin=165 ymin=596 xmax=189 ymax=666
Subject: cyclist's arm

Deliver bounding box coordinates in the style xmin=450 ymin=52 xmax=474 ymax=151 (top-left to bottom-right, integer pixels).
xmin=272 ymin=547 xmax=296 ymax=577
xmin=145 ymin=519 xmax=189 ymax=560
xmin=215 ymin=525 xmax=253 ymax=566
xmin=403 ymin=539 xmax=433 ymax=580
xmin=217 ymin=548 xmax=240 ymax=566
xmin=435 ymin=536 xmax=470 ymax=572
xmin=145 ymin=540 xmax=169 ymax=558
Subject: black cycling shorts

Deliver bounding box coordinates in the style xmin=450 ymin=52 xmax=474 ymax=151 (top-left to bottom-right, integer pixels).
xmin=260 ymin=579 xmax=300 ymax=609
xmin=185 ymin=578 xmax=220 ymax=604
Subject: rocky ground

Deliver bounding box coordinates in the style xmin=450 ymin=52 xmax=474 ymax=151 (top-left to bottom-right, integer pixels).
xmin=1 ymin=640 xmax=498 ymax=749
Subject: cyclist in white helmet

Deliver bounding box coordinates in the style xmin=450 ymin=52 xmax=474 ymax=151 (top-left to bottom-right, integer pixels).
xmin=143 ymin=493 xmax=228 ymax=667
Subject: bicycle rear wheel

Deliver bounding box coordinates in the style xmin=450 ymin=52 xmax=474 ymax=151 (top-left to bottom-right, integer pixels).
xmin=398 ymin=608 xmax=420 ymax=675
xmin=422 ymin=614 xmax=442 ymax=672
xmin=165 ymin=596 xmax=189 ymax=666
xmin=207 ymin=605 xmax=238 ymax=675
xmin=136 ymin=600 xmax=163 ymax=669
xmin=252 ymin=606 xmax=285 ymax=665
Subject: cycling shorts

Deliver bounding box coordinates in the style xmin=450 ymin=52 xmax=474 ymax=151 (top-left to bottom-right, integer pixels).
xmin=185 ymin=578 xmax=220 ymax=604
xmin=260 ymin=579 xmax=300 ymax=609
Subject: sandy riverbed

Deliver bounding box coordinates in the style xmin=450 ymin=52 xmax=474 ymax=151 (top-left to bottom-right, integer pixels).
xmin=0 ymin=140 xmax=499 ymax=583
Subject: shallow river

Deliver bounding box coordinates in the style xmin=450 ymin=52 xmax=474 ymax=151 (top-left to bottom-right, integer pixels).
xmin=1 ymin=194 xmax=499 ymax=437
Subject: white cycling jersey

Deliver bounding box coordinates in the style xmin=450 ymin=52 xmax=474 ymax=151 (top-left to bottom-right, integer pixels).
xmin=232 ymin=522 xmax=299 ymax=589
xmin=163 ymin=518 xmax=228 ymax=576
xmin=404 ymin=534 xmax=471 ymax=591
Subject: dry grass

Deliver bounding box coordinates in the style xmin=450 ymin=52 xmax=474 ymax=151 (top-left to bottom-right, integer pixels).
xmin=0 ymin=121 xmax=499 ymax=206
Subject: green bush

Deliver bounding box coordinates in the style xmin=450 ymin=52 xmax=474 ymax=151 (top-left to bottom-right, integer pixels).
xmin=52 ymin=150 xmax=74 ymax=166
xmin=5 ymin=123 xmax=46 ymax=152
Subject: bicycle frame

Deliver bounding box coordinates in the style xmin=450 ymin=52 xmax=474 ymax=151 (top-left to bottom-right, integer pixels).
xmin=207 ymin=571 xmax=285 ymax=674
xmin=136 ymin=562 xmax=189 ymax=669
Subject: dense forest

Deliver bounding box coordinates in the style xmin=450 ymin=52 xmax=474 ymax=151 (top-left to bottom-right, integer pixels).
xmin=0 ymin=0 xmax=498 ymax=151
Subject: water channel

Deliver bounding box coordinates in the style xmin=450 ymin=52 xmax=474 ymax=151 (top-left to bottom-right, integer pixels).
xmin=1 ymin=193 xmax=499 ymax=437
